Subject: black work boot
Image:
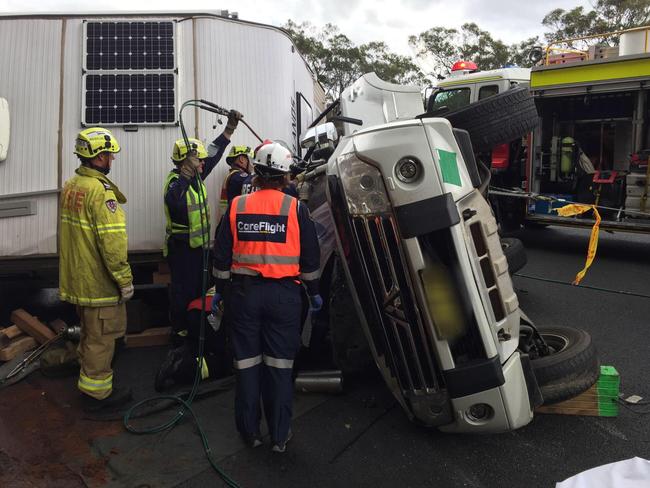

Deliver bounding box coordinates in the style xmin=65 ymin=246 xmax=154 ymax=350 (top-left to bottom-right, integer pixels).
xmin=271 ymin=430 xmax=293 ymax=453
xmin=154 ymin=346 xmax=186 ymax=392
xmin=82 ymin=386 xmax=133 ymax=413
xmin=240 ymin=432 xmax=263 ymax=448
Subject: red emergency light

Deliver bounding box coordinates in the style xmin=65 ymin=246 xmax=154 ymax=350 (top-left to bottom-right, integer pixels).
xmin=451 ymin=60 xmax=478 ymax=72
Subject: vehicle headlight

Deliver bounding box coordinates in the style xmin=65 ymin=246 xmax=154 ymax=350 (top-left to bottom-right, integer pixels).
xmin=337 ymin=152 xmax=390 ymax=216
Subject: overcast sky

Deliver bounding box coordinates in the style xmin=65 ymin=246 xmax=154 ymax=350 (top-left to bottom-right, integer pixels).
xmin=1 ymin=0 xmax=593 ymax=56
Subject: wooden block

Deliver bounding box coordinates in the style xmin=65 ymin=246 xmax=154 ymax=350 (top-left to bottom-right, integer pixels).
xmin=152 ymin=271 xmax=171 ymax=285
xmin=11 ymin=309 xmax=56 ymax=344
xmin=124 ymin=327 xmax=171 ymax=348
xmin=49 ymin=319 xmax=68 ymax=334
xmin=536 ymin=384 xmax=618 ymax=417
xmin=0 ymin=325 xmax=23 ymax=340
xmin=0 ymin=336 xmax=38 ymax=361
xmin=0 ymin=325 xmax=24 ymax=349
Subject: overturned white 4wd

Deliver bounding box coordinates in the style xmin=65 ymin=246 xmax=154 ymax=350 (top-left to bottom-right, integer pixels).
xmin=297 ymin=74 xmax=599 ymax=433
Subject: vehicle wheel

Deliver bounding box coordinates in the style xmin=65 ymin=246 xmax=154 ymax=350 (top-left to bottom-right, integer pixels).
xmin=442 ymin=86 xmax=538 ymax=152
xmin=501 ymin=237 xmax=527 ymax=274
xmin=531 ymin=326 xmax=600 ymax=404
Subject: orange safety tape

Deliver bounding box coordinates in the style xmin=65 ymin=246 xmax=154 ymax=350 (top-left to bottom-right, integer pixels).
xmin=553 ymin=204 xmax=601 ymax=285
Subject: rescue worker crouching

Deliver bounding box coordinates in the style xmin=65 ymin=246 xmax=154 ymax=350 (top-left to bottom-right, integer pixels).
xmin=59 ymin=127 xmax=134 ymax=412
xmin=154 ymin=291 xmax=233 ymax=391
xmin=212 ymin=141 xmax=322 ymax=453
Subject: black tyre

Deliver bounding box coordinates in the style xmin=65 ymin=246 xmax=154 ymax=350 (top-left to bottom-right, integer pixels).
xmin=501 ymin=237 xmax=527 ymax=274
xmin=442 ymin=86 xmax=538 ymax=152
xmin=531 ymin=326 xmax=600 ymax=404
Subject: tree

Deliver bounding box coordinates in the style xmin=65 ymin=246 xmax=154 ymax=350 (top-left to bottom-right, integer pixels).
xmin=284 ymin=21 xmax=426 ymax=100
xmin=542 ymin=0 xmax=650 ymax=45
xmin=409 ymin=23 xmax=537 ymax=78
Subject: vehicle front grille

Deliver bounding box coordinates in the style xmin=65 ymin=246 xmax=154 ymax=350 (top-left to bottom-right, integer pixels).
xmin=350 ymin=215 xmax=440 ymax=392
xmin=469 ymin=222 xmax=505 ymax=321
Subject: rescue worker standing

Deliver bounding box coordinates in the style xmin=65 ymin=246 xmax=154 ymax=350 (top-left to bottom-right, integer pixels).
xmin=163 ymin=111 xmax=241 ymax=341
xmin=219 ymin=145 xmax=254 ymax=214
xmin=59 ymin=128 xmax=133 ymax=411
xmin=212 ymin=142 xmax=322 ymax=452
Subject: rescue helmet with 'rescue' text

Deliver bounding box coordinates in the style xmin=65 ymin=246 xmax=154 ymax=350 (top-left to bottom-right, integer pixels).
xmin=171 ymin=138 xmax=208 ymax=162
xmin=253 ymin=141 xmax=293 ymax=178
xmin=74 ymin=127 xmax=120 ymax=159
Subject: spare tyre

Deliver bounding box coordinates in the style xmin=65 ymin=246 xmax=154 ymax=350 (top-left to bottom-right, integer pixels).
xmin=530 ymin=326 xmax=600 ymax=404
xmin=441 ymin=86 xmax=538 ymax=152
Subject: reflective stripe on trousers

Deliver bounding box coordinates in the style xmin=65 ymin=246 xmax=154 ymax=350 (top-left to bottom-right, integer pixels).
xmin=78 ymin=372 xmax=113 ymax=393
xmin=230 ymin=277 xmax=302 ymax=444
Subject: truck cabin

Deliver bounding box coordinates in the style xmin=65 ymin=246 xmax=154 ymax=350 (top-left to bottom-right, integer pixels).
xmin=428 ymin=61 xmax=531 ymax=114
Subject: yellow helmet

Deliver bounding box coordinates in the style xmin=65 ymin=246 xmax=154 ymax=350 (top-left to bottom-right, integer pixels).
xmin=226 ymin=145 xmax=253 ymax=166
xmin=74 ymin=127 xmax=120 ymax=159
xmin=171 ymin=138 xmax=208 ymax=162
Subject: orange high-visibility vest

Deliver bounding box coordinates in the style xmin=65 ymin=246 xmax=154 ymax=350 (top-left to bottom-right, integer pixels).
xmin=230 ymin=189 xmax=300 ymax=279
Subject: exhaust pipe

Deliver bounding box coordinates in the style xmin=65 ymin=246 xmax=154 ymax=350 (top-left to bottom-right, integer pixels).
xmin=294 ymin=370 xmax=344 ymax=394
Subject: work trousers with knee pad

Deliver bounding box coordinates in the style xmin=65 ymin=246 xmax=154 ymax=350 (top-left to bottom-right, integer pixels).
xmin=229 ymin=276 xmax=302 ymax=444
xmin=76 ymin=303 xmax=127 ymax=400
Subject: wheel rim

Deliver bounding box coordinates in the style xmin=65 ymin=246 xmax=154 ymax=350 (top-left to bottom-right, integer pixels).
xmin=540 ymin=333 xmax=570 ymax=354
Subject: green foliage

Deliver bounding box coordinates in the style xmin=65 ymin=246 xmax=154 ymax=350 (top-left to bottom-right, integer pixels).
xmin=543 ymin=0 xmax=650 ymax=45
xmin=284 ymin=1 xmax=650 ymax=94
xmin=283 ymin=20 xmax=426 ymax=99
xmin=409 ymin=23 xmax=536 ymax=78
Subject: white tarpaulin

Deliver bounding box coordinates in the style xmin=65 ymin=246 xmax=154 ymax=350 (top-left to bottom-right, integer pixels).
xmin=556 ymin=457 xmax=650 ymax=488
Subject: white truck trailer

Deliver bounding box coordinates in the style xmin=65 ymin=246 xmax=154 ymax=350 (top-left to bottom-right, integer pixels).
xmin=0 ymin=11 xmax=322 ymax=279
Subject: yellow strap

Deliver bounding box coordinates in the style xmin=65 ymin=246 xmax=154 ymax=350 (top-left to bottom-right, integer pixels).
xmin=554 ymin=204 xmax=601 ymax=285
xmin=197 ymin=357 xmax=209 ymax=380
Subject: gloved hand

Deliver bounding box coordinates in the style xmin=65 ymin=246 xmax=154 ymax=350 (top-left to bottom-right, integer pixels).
xmin=120 ymin=283 xmax=134 ymax=302
xmin=308 ymin=294 xmax=323 ymax=312
xmin=225 ymin=110 xmax=243 ymax=134
xmin=211 ymin=293 xmax=222 ymax=315
xmin=180 ymin=153 xmax=201 ymax=180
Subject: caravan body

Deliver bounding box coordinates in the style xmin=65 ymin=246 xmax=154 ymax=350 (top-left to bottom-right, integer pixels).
xmin=0 ymin=12 xmax=321 ymax=268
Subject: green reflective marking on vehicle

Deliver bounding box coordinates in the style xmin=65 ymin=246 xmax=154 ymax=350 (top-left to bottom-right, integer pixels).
xmin=437 ymin=149 xmax=462 ymax=186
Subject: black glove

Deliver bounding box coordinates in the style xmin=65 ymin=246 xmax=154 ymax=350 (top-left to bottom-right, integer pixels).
xmin=225 ymin=110 xmax=243 ymax=134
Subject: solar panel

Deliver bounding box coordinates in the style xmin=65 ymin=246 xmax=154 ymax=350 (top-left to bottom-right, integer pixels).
xmin=82 ymin=20 xmax=177 ymax=125
xmin=85 ymin=21 xmax=175 ymax=71
xmin=84 ymin=74 xmax=176 ymax=124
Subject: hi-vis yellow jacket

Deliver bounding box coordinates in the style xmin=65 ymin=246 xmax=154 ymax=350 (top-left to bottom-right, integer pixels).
xmin=59 ymin=166 xmax=132 ymax=306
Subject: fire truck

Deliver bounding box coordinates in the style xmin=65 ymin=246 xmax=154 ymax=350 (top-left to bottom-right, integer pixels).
xmin=428 ymin=26 xmax=650 ymax=234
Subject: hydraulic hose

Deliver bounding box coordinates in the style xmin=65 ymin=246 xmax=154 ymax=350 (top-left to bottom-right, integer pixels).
xmin=123 ymin=99 xmax=244 ymax=488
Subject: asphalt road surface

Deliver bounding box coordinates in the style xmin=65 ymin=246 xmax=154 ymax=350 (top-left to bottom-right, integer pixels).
xmin=1 ymin=226 xmax=648 ymax=488
xmin=183 ymin=226 xmax=650 ymax=488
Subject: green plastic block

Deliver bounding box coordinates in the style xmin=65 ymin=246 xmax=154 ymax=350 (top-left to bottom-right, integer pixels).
xmin=597 ymin=365 xmax=619 ymax=417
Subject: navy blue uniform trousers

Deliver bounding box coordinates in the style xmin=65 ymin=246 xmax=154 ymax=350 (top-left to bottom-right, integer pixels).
xmin=166 ymin=238 xmax=205 ymax=335
xmin=229 ymin=275 xmax=302 ymax=444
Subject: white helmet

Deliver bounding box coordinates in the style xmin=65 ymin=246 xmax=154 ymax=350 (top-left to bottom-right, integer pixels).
xmin=253 ymin=141 xmax=293 ymax=178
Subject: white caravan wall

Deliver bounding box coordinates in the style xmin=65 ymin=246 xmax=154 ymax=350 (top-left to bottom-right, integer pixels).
xmin=60 ymin=17 xmax=197 ymax=253
xmin=194 ymin=18 xmax=316 ymax=220
xmin=0 ymin=14 xmax=316 ymax=258
xmin=0 ymin=19 xmax=62 ymax=255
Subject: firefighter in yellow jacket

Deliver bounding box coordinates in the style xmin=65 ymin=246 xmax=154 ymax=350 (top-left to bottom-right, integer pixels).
xmin=59 ymin=127 xmax=134 ymax=412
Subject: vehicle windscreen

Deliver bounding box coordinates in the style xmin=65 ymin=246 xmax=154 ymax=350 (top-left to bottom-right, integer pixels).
xmin=430 ymin=88 xmax=470 ymax=112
